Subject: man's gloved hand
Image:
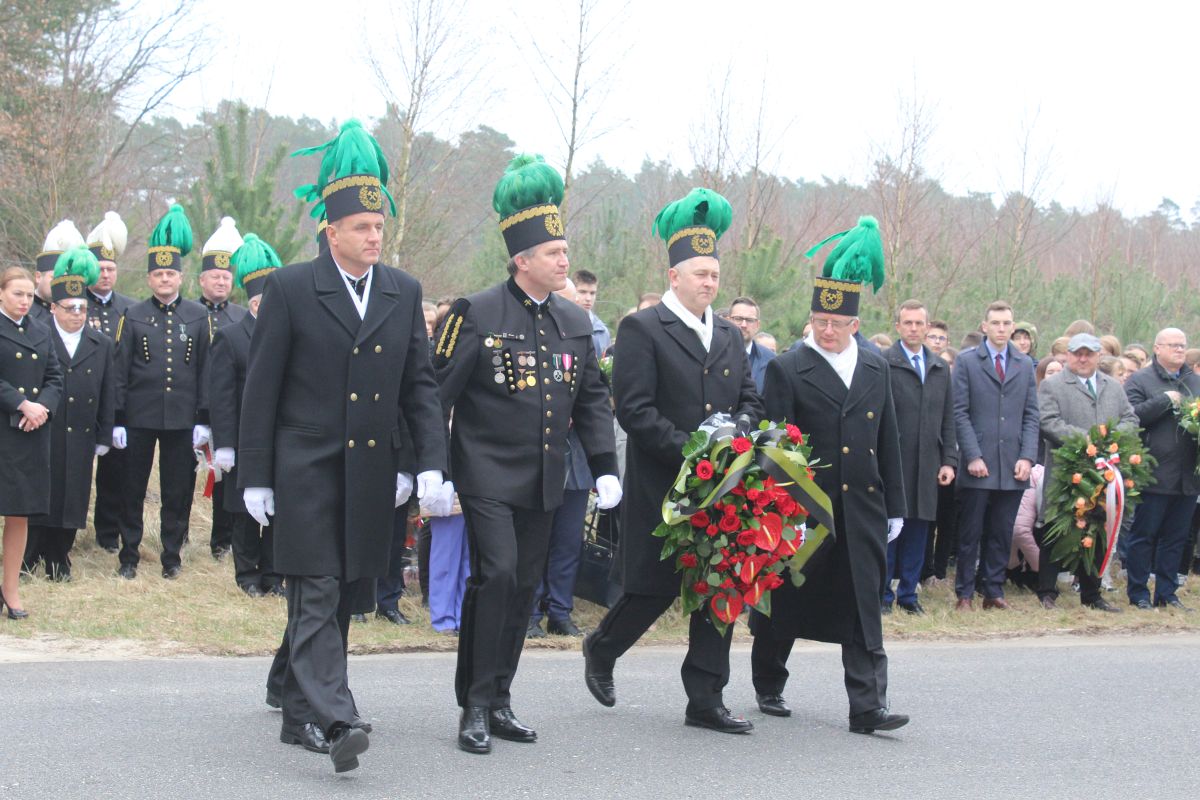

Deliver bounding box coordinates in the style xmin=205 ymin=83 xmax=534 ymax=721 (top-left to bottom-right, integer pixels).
xmin=213 ymin=447 xmax=236 ymax=472
xmin=887 ymin=518 xmax=904 ymax=543
xmin=595 ymin=474 xmax=623 ymax=510
xmin=416 ymin=470 xmax=444 ymax=503
xmin=94 ymin=444 xmax=111 ymax=457
xmin=395 ymin=472 xmax=414 ymax=507
xmin=423 ymin=480 xmax=455 ymax=517
xmin=192 ymin=425 xmax=211 ymax=449
xmin=112 ymin=426 xmax=127 ymax=449
xmin=244 ymin=487 xmax=275 ymax=528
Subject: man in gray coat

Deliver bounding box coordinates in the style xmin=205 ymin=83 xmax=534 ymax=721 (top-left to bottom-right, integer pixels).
xmin=1037 ymin=333 xmax=1138 ymax=611
xmin=952 ymin=301 xmax=1040 ymax=610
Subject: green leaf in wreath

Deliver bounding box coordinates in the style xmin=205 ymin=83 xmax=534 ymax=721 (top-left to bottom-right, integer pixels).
xmin=682 ymin=430 xmax=711 ymax=459
xmin=707 ymin=573 xmax=723 ymax=587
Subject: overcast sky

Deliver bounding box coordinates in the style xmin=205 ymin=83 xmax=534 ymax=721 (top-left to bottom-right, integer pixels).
xmin=164 ymin=0 xmax=1200 ymax=220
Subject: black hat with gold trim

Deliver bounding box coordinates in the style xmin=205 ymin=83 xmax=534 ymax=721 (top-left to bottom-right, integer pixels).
xmin=51 ymin=245 xmax=100 ymax=303
xmin=233 ymin=234 xmax=282 ymax=300
xmin=201 ymin=216 xmax=244 ymax=272
xmin=146 ymin=203 xmax=193 ymax=272
xmin=37 ymin=220 xmax=86 ymax=273
xmin=652 ymin=188 xmax=732 ymax=267
xmin=292 ymin=119 xmax=395 ymax=224
xmin=316 ymin=214 xmax=329 ymax=255
xmin=805 ymin=216 xmax=886 ymax=317
xmin=85 ymin=212 xmax=127 ymax=266
xmin=493 ymin=154 xmax=566 ymax=258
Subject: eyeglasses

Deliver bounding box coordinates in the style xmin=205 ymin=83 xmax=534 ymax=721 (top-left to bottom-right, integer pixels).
xmin=729 ymin=315 xmax=759 ymax=325
xmin=809 ymin=317 xmax=854 ymax=330
xmin=57 ymin=304 xmax=87 ymax=314
xmin=925 ymin=334 xmax=948 ymax=342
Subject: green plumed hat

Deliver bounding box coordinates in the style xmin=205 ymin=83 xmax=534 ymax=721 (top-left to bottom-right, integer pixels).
xmin=492 ymin=153 xmax=565 ymax=258
xmin=147 ymin=203 xmax=193 ymax=272
xmin=232 ymin=233 xmax=282 ymax=299
xmin=292 ymin=119 xmax=395 ymax=223
xmin=652 ymin=188 xmax=732 ymax=267
xmin=51 ymin=245 xmax=100 ymax=302
xmin=805 ymin=215 xmax=885 ymax=317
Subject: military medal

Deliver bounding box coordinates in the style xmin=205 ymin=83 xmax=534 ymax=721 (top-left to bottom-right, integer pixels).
xmin=485 ymin=336 xmax=495 ymax=348
xmin=493 ymin=373 xmax=504 ymax=384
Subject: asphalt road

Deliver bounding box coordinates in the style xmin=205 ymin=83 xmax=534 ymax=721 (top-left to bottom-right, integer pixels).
xmin=2 ymin=634 xmax=1198 ymax=799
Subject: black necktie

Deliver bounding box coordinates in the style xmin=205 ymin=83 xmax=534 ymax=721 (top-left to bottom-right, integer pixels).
xmin=349 ymin=275 xmax=366 ymax=299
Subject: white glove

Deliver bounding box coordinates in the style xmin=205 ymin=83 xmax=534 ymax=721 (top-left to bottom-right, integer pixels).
xmin=887 ymin=518 xmax=904 ymax=543
xmin=395 ymin=472 xmax=414 ymax=507
xmin=192 ymin=425 xmax=211 ymax=449
xmin=213 ymin=447 xmax=236 ymax=472
xmin=595 ymin=474 xmax=623 ymax=510
xmin=95 ymin=444 xmax=111 ymax=457
xmin=112 ymin=426 xmax=127 ymax=449
xmin=423 ymin=480 xmax=455 ymax=517
xmin=416 ymin=470 xmax=444 ymax=502
xmin=244 ymin=487 xmax=275 ymax=528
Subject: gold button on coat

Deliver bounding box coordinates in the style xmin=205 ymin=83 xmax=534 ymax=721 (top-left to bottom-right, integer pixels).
xmin=867 ymin=411 xmax=875 ymax=419
xmin=367 ymin=440 xmax=376 ymax=448
xmin=348 ymin=440 xmax=355 ymax=448
xmin=842 ymin=484 xmax=849 ymax=491
xmin=374 ymin=345 xmax=382 ymax=353
xmin=350 ymin=393 xmax=358 ymax=401
xmin=704 ymin=403 xmax=712 ymax=412
xmin=841 ymin=446 xmax=849 ymax=454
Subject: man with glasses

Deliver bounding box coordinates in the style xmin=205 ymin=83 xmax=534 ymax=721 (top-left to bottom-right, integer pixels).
xmin=729 ymin=296 xmax=772 ymax=392
xmin=924 ymin=320 xmax=949 ymax=357
xmin=1123 ymin=328 xmax=1200 ymax=611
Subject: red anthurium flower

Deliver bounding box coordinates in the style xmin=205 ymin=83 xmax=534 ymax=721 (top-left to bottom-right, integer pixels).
xmin=774 ymin=535 xmax=800 ymax=557
xmin=741 ymin=557 xmax=761 ymax=584
xmin=754 ymin=512 xmax=783 ymax=550
xmin=763 ymin=572 xmax=785 ymax=590
xmin=680 ymin=553 xmax=699 ymax=569
xmin=711 ymin=592 xmax=744 ymax=624
xmin=695 ymin=460 xmax=715 ymax=480
xmin=731 ymin=437 xmax=753 ymax=454
xmin=743 ymin=580 xmax=766 ymax=607
xmin=690 ymin=511 xmax=710 ymax=528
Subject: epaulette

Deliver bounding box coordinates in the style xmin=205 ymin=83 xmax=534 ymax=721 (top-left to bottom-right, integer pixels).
xmin=433 ymin=298 xmax=470 ymax=368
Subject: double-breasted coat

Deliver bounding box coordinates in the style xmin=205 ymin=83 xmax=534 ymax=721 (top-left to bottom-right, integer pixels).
xmin=238 ymin=255 xmax=447 ymax=581
xmin=86 ymin=289 xmax=136 ymax=340
xmin=884 ymin=342 xmax=957 ymax=521
xmin=208 ymin=311 xmax=255 ymax=514
xmin=612 ymin=304 xmax=763 ymax=597
xmin=751 ymin=343 xmax=906 ymax=650
xmin=30 ymin=324 xmax=115 ymax=529
xmin=0 ymin=316 xmax=64 ymax=515
xmin=953 ymin=343 xmax=1039 ymax=491
xmin=1123 ymin=358 xmax=1200 ymax=496
xmin=113 ymin=296 xmax=210 ymax=430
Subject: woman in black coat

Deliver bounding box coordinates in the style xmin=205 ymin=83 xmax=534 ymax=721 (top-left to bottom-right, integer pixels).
xmin=0 ymin=267 xmax=64 ymax=618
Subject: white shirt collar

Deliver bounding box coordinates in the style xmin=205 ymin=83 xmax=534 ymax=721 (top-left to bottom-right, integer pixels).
xmin=661 ymin=289 xmax=712 ymax=352
xmin=804 ymin=332 xmax=858 ymax=389
xmin=55 ymin=320 xmax=83 ymax=357
xmin=332 ymin=257 xmax=372 ymax=319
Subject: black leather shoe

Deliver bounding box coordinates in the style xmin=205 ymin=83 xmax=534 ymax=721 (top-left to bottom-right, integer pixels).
xmin=756 ymin=693 xmax=791 ymax=717
xmin=350 ymin=717 xmax=373 ymax=734
xmin=457 ymin=706 xmax=491 ymax=754
xmin=1084 ymin=598 xmax=1121 ymax=613
xmin=117 ymin=564 xmax=137 ymax=580
xmin=685 ymin=707 xmax=754 ymax=734
xmin=241 ymin=584 xmax=265 ymax=598
xmin=280 ymin=722 xmax=329 ymax=754
xmin=162 ymin=565 xmax=181 ymax=580
xmin=526 ymin=619 xmax=547 ymax=639
xmin=1155 ymin=597 xmax=1194 ymax=612
xmin=377 ymin=608 xmax=410 ymax=625
xmin=849 ymin=708 xmax=910 ymax=734
xmin=328 ymin=725 xmax=369 ymax=773
xmin=582 ymin=636 xmax=615 ymax=707
xmin=547 ymin=617 xmax=583 ymax=636
xmin=1133 ymin=599 xmax=1153 ymax=610
xmin=489 ymin=707 xmax=537 ymax=742
xmin=101 ymin=544 xmax=119 ymax=554
xmin=265 ymin=583 xmax=286 ymax=597
xmin=898 ymin=600 xmax=925 ymax=615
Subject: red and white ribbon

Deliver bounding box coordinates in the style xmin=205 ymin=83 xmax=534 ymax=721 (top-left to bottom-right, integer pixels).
xmin=1095 ymin=458 xmax=1124 ymax=575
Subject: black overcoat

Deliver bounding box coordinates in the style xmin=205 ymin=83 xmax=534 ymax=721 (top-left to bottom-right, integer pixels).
xmin=1124 ymin=358 xmax=1200 ymax=496
xmin=30 ymin=325 xmax=115 ymax=528
xmin=86 ymin=289 xmax=136 ymax=340
xmin=0 ymin=317 xmax=63 ymax=515
xmin=208 ymin=311 xmax=254 ymax=514
xmin=884 ymin=342 xmax=957 ymax=521
xmin=751 ymin=343 xmax=905 ymax=650
xmin=113 ymin=297 xmax=210 ymax=429
xmin=612 ymin=304 xmax=763 ymax=596
xmin=238 ymin=255 xmax=447 ymax=581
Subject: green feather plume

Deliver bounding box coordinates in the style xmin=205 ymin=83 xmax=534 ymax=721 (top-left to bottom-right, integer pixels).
xmin=492 ymin=154 xmax=564 ymax=218
xmin=232 ymin=233 xmax=282 ymax=289
xmin=53 ymin=245 xmax=101 ymax=286
xmin=291 ymin=119 xmax=395 ymax=217
xmin=804 ymin=215 xmax=885 ymax=293
xmin=651 ymin=188 xmax=733 ymax=243
xmin=149 ymin=203 xmax=194 ymax=255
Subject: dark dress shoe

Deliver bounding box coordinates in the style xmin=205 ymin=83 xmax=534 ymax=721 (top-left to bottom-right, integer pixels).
xmin=211 ymin=546 xmax=231 ymax=561
xmin=685 ymin=707 xmax=753 ymax=734
xmin=350 ymin=717 xmax=373 ymax=734
xmin=457 ymin=706 xmax=492 ymax=754
xmin=328 ymin=725 xmax=369 ymax=773
xmin=1133 ymin=598 xmax=1153 ymax=610
xmin=162 ymin=565 xmax=181 ymax=580
xmin=526 ymin=619 xmax=547 ymax=639
xmin=241 ymin=584 xmax=265 ymax=598
xmin=377 ymin=608 xmax=410 ymax=625
xmin=898 ymin=601 xmax=925 ymax=615
xmin=117 ymin=564 xmax=137 ymax=580
xmin=280 ymin=722 xmax=329 ymax=754
xmin=547 ymin=617 xmax=583 ymax=636
xmin=954 ymin=597 xmax=973 ymax=611
xmin=101 ymin=545 xmax=119 ymax=554
xmin=351 ymin=613 xmax=367 ymax=623
xmin=849 ymin=708 xmax=910 ymax=734
xmin=0 ymin=589 xmax=28 ymax=620
xmin=1084 ymin=598 xmax=1121 ymax=613
xmin=756 ymin=693 xmax=791 ymax=717
xmin=881 ymin=603 xmax=893 ymax=615
xmin=1040 ymin=596 xmax=1057 ymax=610
xmin=265 ymin=583 xmax=286 ymax=597
xmin=582 ymin=636 xmax=615 ymax=707
xmin=981 ymin=597 xmax=1010 ymax=610
xmin=489 ymin=707 xmax=537 ymax=742
xmin=1155 ymin=597 xmax=1194 ymax=612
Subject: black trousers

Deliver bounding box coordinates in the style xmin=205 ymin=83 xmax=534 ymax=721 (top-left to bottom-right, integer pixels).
xmin=93 ymin=447 xmax=125 ymax=550
xmin=23 ymin=525 xmax=77 ymax=578
xmin=120 ymin=428 xmax=196 ymax=569
xmin=1035 ymin=523 xmax=1102 ymax=605
xmin=209 ymin=479 xmax=234 ymax=554
xmin=587 ymin=593 xmax=733 ymax=712
xmin=376 ymin=504 xmax=411 ymax=613
xmin=955 ymin=488 xmax=1023 ymax=600
xmin=280 ymin=575 xmax=360 ymax=732
xmin=922 ymin=481 xmax=958 ymax=581
xmin=456 ymin=494 xmax=555 ymax=709
xmin=750 ymin=616 xmax=888 ymax=716
xmin=231 ymin=512 xmax=280 ymax=590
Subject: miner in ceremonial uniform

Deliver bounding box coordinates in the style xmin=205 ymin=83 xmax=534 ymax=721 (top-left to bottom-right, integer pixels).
xmin=198 ymin=216 xmax=247 ymax=560
xmin=582 ymin=188 xmax=763 ymax=734
xmin=111 ymin=204 xmax=211 ymax=580
xmin=749 ymin=217 xmax=909 ymax=734
xmin=433 ymin=154 xmax=620 ymax=754
xmin=239 ymin=120 xmax=447 ymax=773
xmin=24 ymin=247 xmax=115 ymax=581
xmin=31 ymin=221 xmax=86 ymax=327
xmin=207 ymin=234 xmax=282 ymax=597
xmin=84 ymin=211 xmax=134 ymax=554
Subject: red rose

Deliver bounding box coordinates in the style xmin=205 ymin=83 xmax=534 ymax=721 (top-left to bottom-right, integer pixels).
xmin=706 ymin=524 xmax=719 ymax=537
xmin=692 ymin=580 xmax=710 ymax=595
xmin=680 ymin=553 xmax=699 ymax=569
xmin=721 ymin=577 xmax=735 ymax=589
xmin=695 ymin=460 xmax=715 ymax=480
xmin=711 ymin=592 xmax=744 ymax=624
xmin=775 ymin=495 xmax=798 ymax=518
xmin=719 ymin=514 xmax=741 ymax=533
xmin=731 ymin=436 xmax=752 ymax=454
xmin=690 ymin=511 xmax=711 ymax=528
xmin=745 ymin=488 xmax=762 ymax=503
xmin=786 ymin=424 xmax=803 ymax=444
xmin=731 ymin=485 xmax=746 ymax=496
xmin=736 ymin=530 xmax=757 ymax=547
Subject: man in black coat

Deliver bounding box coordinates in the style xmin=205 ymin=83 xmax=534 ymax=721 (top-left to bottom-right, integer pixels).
xmin=881 ymin=300 xmax=956 ymax=614
xmin=1123 ymin=327 xmax=1200 ymax=611
xmin=582 ymin=188 xmax=763 ymax=735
